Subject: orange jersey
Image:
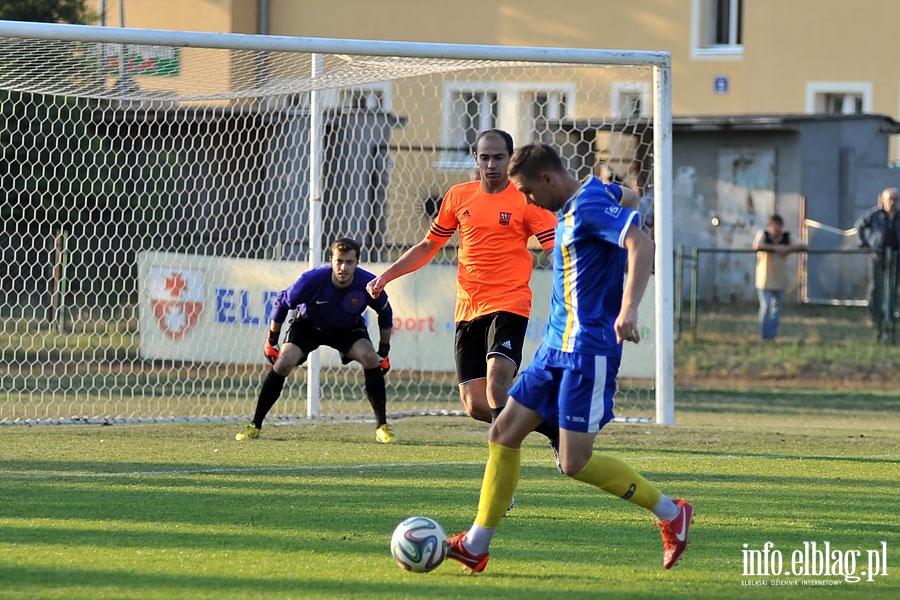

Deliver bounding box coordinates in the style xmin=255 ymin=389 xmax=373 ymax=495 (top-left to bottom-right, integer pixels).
xmin=427 ymin=180 xmax=556 ymax=322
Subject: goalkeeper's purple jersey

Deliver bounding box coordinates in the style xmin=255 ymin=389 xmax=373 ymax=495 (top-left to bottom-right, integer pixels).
xmin=544 ymin=176 xmax=639 ymax=356
xmin=269 ymin=265 xmax=392 ymax=333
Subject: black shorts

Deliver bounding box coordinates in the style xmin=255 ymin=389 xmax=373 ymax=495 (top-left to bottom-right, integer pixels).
xmin=454 ymin=311 xmax=528 ymax=384
xmin=285 ymin=317 xmax=371 ymax=358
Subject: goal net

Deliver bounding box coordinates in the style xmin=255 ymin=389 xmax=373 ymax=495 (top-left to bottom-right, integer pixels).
xmin=0 ymin=21 xmax=674 ymax=426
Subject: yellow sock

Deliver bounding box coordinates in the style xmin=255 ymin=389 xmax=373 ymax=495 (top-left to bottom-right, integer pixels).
xmin=572 ymin=453 xmax=662 ymax=510
xmin=474 ymin=442 xmax=521 ymax=528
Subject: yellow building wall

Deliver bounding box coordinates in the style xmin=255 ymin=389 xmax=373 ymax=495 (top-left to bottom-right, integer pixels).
xmin=90 ymin=0 xmax=900 ymax=173
xmin=743 ymin=0 xmax=899 ymax=118
xmin=262 ymin=0 xmax=741 ymax=116
xmin=94 ymin=0 xmax=258 ymax=98
xmin=95 ymin=0 xmax=900 ymax=124
xmin=99 ymin=0 xmax=238 ymax=33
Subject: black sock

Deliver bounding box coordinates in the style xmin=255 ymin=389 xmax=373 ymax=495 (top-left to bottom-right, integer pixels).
xmin=252 ymin=369 xmax=286 ymax=428
xmin=363 ymin=367 xmax=387 ymax=426
xmin=490 ymin=406 xmax=505 ymax=422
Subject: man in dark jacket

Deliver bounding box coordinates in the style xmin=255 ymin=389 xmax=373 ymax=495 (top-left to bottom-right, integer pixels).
xmin=856 ymin=187 xmax=900 ymax=327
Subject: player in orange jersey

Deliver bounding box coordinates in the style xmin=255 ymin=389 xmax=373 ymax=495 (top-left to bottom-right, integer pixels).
xmin=367 ymin=129 xmax=559 ymax=443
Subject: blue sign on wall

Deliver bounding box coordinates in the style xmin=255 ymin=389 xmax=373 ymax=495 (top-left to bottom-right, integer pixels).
xmin=714 ymin=75 xmax=729 ymax=94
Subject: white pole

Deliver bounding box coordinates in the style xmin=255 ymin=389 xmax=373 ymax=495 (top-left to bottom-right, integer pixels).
xmin=306 ymin=53 xmax=324 ymax=419
xmin=653 ymin=61 xmax=675 ymax=425
xmin=117 ymin=0 xmax=125 ymax=81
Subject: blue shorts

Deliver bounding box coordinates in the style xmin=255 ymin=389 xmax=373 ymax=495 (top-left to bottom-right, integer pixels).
xmin=509 ymin=345 xmax=620 ymax=433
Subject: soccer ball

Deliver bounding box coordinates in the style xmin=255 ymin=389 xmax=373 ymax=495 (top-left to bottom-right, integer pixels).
xmin=390 ymin=516 xmax=448 ymax=573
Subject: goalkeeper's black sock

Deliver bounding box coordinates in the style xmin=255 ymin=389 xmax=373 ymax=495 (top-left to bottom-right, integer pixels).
xmin=533 ymin=419 xmax=559 ymax=442
xmin=363 ymin=367 xmax=388 ymax=426
xmin=253 ymin=369 xmax=286 ymax=428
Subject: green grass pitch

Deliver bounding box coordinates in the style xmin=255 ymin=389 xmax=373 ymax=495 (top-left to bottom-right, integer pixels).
xmin=1 ymin=388 xmax=898 ymax=599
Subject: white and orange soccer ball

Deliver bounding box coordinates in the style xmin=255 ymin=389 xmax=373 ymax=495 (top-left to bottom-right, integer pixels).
xmin=390 ymin=516 xmax=448 ymax=573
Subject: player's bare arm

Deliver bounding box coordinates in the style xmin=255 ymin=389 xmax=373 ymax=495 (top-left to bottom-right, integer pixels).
xmin=619 ymin=186 xmax=640 ymax=209
xmin=367 ymin=238 xmax=442 ymax=298
xmin=615 ymin=223 xmax=655 ymax=344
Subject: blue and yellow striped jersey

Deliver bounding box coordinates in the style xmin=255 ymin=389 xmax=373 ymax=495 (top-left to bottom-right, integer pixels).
xmin=544 ymin=176 xmax=639 ymax=356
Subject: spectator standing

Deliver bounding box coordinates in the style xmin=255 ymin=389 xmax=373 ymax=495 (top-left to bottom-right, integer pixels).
xmin=752 ymin=214 xmax=806 ymax=340
xmin=855 ymin=187 xmax=900 ymax=328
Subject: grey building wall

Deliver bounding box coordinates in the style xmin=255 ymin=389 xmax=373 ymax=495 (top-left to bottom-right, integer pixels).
xmin=672 ymin=114 xmax=900 ymax=303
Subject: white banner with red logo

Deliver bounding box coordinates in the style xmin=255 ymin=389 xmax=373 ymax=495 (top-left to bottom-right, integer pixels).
xmin=137 ymin=251 xmax=654 ymax=377
xmin=147 ymin=266 xmax=205 ymax=340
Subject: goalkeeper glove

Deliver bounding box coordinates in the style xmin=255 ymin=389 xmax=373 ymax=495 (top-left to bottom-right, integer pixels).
xmin=378 ymin=342 xmax=391 ymax=375
xmin=264 ymin=330 xmax=281 ymax=365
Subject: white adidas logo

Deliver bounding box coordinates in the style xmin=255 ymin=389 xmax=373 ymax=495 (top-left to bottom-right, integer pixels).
xmin=501 ymin=340 xmax=512 ymax=349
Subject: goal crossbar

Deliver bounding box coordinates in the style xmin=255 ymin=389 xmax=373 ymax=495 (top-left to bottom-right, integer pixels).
xmin=0 ymin=20 xmax=669 ymax=66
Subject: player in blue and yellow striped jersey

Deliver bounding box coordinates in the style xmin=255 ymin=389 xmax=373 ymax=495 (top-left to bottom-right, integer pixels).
xmin=446 ymin=143 xmax=693 ymax=574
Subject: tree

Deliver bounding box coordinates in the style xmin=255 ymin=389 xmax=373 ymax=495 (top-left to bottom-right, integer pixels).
xmin=0 ymin=0 xmax=95 ymax=24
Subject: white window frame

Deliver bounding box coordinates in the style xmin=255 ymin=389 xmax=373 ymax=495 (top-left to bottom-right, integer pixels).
xmin=439 ymin=81 xmax=576 ymax=169
xmin=261 ymin=79 xmax=393 ymax=112
xmin=691 ymin=0 xmax=743 ymax=61
xmin=805 ymin=82 xmax=872 ymax=114
xmin=611 ymin=81 xmax=651 ymax=118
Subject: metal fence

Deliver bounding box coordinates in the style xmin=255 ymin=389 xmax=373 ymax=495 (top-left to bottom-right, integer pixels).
xmin=675 ymin=246 xmax=899 ymax=344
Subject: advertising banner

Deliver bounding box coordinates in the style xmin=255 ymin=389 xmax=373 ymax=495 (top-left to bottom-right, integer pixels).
xmin=138 ymin=251 xmax=655 ymax=377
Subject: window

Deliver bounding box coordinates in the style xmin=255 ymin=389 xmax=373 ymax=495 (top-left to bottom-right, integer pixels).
xmin=449 ymin=90 xmax=499 ymax=153
xmin=337 ymin=88 xmax=387 ymax=110
xmin=692 ymin=0 xmax=743 ymax=59
xmin=805 ymin=82 xmax=872 ymax=115
xmin=822 ymin=93 xmax=864 ymax=114
xmin=441 ymin=82 xmax=574 ymax=166
xmin=712 ymin=0 xmax=742 ymax=45
xmin=263 ymin=81 xmax=392 ymax=112
xmin=611 ymin=82 xmax=651 ymax=118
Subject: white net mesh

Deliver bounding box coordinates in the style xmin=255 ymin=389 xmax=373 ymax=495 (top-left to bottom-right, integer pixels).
xmin=0 ymin=27 xmax=663 ymax=424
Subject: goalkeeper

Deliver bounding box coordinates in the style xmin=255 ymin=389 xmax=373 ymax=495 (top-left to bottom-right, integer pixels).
xmin=235 ymin=238 xmax=396 ymax=443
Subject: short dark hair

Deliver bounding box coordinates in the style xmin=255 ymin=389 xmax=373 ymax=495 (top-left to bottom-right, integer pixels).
xmin=472 ymin=129 xmax=514 ymax=156
xmin=768 ymin=214 xmax=784 ymax=226
xmin=508 ymin=143 xmax=565 ymax=180
xmin=330 ymin=237 xmax=361 ymax=259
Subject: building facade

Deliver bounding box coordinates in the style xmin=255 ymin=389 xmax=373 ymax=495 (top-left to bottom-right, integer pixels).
xmin=96 ymin=0 xmax=900 ymax=144
xmin=89 ymin=0 xmax=900 ymax=302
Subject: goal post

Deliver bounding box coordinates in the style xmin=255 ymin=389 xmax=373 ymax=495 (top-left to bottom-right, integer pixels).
xmin=0 ymin=20 xmax=674 ymax=426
